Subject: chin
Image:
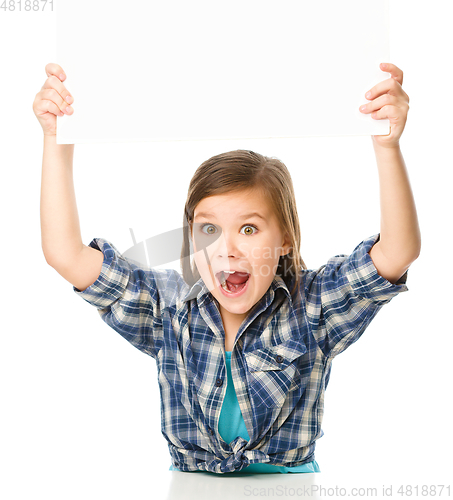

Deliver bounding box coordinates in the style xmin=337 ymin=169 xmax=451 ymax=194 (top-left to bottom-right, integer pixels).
xmin=227 ymin=304 xmax=251 ymax=314
xmin=219 ymin=296 xmax=253 ymax=313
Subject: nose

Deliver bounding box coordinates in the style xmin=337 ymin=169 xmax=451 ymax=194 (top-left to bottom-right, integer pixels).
xmin=215 ymin=229 xmax=242 ymax=258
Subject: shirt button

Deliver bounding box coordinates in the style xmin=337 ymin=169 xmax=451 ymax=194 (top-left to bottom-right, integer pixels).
xmin=208 ymin=427 xmax=214 ymax=435
xmin=275 ymin=355 xmax=284 ymax=363
xmin=215 ymin=378 xmax=223 ymax=387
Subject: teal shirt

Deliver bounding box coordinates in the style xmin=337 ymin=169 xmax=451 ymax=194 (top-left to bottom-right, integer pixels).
xmin=170 ymin=350 xmax=320 ymax=474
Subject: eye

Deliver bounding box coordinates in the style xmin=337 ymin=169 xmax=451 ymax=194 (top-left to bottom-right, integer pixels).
xmin=241 ymin=224 xmax=258 ymax=236
xmin=200 ymin=223 xmax=218 ymax=235
xmin=200 ymin=223 xmax=258 ymax=235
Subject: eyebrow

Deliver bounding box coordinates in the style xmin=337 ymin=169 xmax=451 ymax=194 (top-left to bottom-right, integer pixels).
xmin=194 ymin=211 xmax=266 ymax=221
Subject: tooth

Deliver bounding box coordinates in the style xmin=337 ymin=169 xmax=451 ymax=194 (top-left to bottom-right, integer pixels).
xmin=218 ymin=270 xmax=235 ymax=286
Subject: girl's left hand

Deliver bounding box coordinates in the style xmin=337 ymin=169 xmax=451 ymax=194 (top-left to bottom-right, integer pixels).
xmin=359 ymin=63 xmax=410 ymax=149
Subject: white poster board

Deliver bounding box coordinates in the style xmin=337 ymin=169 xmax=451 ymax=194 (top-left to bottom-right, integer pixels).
xmin=56 ymin=0 xmax=390 ymax=144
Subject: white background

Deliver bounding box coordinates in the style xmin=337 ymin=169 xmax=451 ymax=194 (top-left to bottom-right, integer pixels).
xmin=1 ymin=1 xmax=452 ymax=499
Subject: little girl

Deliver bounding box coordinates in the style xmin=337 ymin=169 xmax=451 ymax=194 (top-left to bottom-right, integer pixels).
xmin=34 ymin=62 xmax=420 ymax=475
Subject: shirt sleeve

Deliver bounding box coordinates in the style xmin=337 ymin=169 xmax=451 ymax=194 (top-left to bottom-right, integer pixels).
xmin=72 ymin=237 xmax=173 ymax=359
xmin=302 ymin=233 xmax=409 ymax=359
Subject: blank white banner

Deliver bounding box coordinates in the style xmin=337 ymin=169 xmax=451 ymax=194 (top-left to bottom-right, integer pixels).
xmin=56 ymin=0 xmax=390 ymax=144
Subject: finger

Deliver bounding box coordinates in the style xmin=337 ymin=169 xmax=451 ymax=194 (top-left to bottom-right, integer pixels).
xmin=402 ymin=88 xmax=410 ymax=104
xmin=371 ymin=104 xmax=399 ymax=121
xmin=41 ymin=88 xmax=74 ymax=115
xmin=41 ymin=76 xmax=74 ymax=110
xmin=380 ymin=62 xmax=403 ymax=85
xmin=45 ymin=62 xmax=67 ymax=82
xmin=34 ymin=94 xmax=65 ymax=117
xmin=365 ymin=77 xmax=404 ymax=102
xmin=360 ymin=94 xmax=401 ymax=114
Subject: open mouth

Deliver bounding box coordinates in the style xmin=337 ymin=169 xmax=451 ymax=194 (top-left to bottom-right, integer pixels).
xmin=215 ymin=270 xmax=251 ymax=294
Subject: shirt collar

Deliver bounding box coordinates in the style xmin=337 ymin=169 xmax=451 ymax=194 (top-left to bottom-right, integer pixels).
xmin=182 ymin=273 xmax=293 ymax=308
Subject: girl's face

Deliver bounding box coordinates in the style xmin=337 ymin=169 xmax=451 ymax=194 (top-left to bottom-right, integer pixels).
xmin=191 ymin=188 xmax=291 ymax=327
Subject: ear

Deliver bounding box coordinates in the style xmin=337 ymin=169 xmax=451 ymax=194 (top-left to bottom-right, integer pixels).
xmin=281 ymin=232 xmax=292 ymax=256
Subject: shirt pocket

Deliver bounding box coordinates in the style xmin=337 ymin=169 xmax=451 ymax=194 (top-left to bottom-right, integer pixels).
xmin=244 ymin=339 xmax=308 ymax=409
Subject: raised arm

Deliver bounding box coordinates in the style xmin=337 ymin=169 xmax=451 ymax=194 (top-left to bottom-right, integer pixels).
xmin=359 ymin=63 xmax=421 ymax=284
xmin=34 ymin=63 xmax=104 ymax=291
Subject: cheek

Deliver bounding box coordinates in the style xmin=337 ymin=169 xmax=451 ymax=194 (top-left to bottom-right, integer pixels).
xmin=191 ymin=238 xmax=203 ymax=266
xmin=253 ymin=246 xmax=278 ymax=263
xmin=244 ymin=241 xmax=269 ymax=260
xmin=255 ymin=262 xmax=276 ymax=281
xmin=251 ymin=249 xmax=280 ymax=280
xmin=193 ymin=252 xmax=206 ymax=272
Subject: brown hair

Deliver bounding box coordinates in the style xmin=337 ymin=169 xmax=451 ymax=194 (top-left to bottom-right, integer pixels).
xmin=180 ymin=150 xmax=307 ymax=299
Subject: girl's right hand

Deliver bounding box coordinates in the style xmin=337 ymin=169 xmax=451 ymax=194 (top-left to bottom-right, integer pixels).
xmin=32 ymin=63 xmax=74 ymax=137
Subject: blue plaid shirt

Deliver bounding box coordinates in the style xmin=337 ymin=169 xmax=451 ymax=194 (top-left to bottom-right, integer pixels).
xmin=73 ymin=233 xmax=409 ymax=474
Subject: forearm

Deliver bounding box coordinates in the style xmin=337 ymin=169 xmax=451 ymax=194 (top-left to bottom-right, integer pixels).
xmin=372 ymin=141 xmax=421 ymax=263
xmin=40 ymin=134 xmax=83 ymax=266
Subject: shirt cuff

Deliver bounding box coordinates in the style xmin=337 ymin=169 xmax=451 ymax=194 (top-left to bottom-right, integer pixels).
xmin=73 ymin=238 xmax=130 ymax=309
xmin=343 ymin=233 xmax=409 ymax=304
